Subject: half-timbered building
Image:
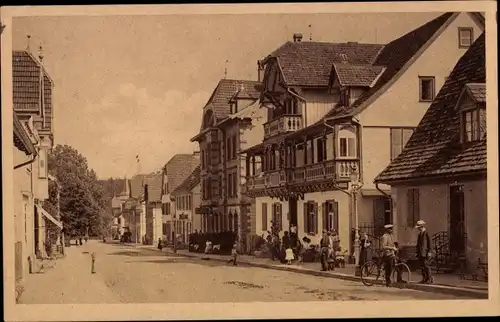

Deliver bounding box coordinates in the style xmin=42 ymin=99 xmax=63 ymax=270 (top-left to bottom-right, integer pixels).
xmin=243 ymin=12 xmax=484 ymax=256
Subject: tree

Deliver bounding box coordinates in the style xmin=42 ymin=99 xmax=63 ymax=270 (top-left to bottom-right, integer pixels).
xmin=47 ymin=145 xmax=109 ymax=237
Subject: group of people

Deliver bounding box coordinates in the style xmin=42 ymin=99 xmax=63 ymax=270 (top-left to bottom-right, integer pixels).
xmin=380 ymin=220 xmax=433 ymax=287
xmin=318 ymin=230 xmax=342 ymax=271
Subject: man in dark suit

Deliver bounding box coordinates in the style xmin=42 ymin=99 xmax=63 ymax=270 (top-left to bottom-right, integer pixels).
xmin=415 ymin=220 xmax=433 ymax=284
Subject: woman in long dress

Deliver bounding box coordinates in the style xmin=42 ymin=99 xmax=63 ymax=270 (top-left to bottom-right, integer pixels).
xmin=285 ymin=246 xmax=294 ymax=265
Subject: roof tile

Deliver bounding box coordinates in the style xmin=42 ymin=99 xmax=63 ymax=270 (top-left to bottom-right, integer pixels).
xmin=171 ymin=165 xmax=201 ymax=195
xmin=333 ymin=63 xmax=385 ymax=87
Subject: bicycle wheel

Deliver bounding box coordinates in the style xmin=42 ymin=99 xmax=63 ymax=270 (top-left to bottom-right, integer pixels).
xmin=392 ymin=262 xmax=411 ymax=288
xmin=361 ymin=261 xmax=380 ymax=286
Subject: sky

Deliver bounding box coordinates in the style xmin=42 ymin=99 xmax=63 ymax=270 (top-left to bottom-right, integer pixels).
xmin=12 ymin=12 xmax=440 ymax=179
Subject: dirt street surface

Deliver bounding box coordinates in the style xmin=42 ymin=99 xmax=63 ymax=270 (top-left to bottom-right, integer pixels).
xmin=20 ymin=241 xmax=466 ymax=303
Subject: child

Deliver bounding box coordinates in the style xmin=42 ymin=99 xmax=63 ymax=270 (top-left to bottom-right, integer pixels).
xmin=285 ymin=246 xmax=294 ymax=265
xmin=227 ymin=244 xmax=238 ymax=266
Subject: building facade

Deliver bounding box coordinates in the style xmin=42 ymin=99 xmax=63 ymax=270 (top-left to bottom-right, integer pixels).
xmin=171 ymin=165 xmax=201 ymax=243
xmin=191 ymin=79 xmax=263 ymax=250
xmin=12 ymin=48 xmax=61 ymax=280
xmin=243 ymin=12 xmax=484 ymax=257
xmin=160 ymin=153 xmax=200 ymax=243
xmin=375 ymin=33 xmax=486 ymax=272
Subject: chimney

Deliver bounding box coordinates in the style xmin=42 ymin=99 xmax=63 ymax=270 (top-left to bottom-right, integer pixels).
xmin=257 ymin=60 xmax=264 ymax=82
xmin=293 ymin=33 xmax=303 ymax=43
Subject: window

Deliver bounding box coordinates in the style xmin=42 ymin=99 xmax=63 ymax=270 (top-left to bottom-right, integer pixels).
xmin=272 ymin=203 xmax=283 ymax=232
xmin=340 ymin=88 xmax=350 ymax=106
xmin=226 ymin=137 xmax=232 ymax=161
xmin=38 ymin=149 xmax=47 ymax=179
xmin=303 ymin=201 xmax=318 ymax=234
xmin=228 ymin=212 xmax=233 ymax=231
xmin=227 ymin=173 xmax=232 ymax=197
xmin=232 ymin=172 xmax=238 ymax=197
xmin=262 ymin=203 xmax=268 ymax=231
xmin=284 ymin=98 xmax=298 ymax=114
xmin=232 ymin=135 xmax=237 ymax=159
xmin=339 ymin=137 xmax=356 ymax=158
xmin=316 ymin=137 xmax=326 ymax=162
xmin=458 ymin=27 xmax=473 ymax=48
xmin=390 ymin=128 xmax=415 ymax=160
xmin=406 ymin=188 xmax=420 ymax=227
xmin=419 ymin=76 xmax=435 ymax=102
xmin=462 ymin=107 xmax=486 ymax=142
xmin=322 ymin=200 xmax=339 ymax=232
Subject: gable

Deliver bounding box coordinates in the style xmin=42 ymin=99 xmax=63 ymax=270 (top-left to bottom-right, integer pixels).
xmin=357 ymin=12 xmax=484 ymax=127
xmin=263 ymin=59 xmax=286 ymax=94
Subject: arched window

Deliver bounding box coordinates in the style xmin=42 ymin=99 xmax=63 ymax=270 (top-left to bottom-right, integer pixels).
xmin=233 ymin=212 xmax=238 ymax=232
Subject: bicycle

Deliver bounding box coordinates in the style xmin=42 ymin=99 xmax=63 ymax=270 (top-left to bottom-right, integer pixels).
xmin=360 ymin=249 xmax=411 ymax=288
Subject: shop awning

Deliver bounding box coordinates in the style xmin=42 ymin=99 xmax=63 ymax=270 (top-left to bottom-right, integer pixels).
xmin=36 ymin=205 xmax=63 ymax=229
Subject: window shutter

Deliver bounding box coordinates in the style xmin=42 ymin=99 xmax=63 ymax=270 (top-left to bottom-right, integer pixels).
xmin=278 ymin=203 xmax=283 ymax=231
xmin=348 ymin=138 xmax=356 ymax=157
xmin=333 ymin=201 xmax=339 ymax=232
xmin=262 ymin=203 xmax=268 ymax=231
xmin=402 ymin=128 xmax=414 ymax=147
xmin=313 ymin=202 xmax=319 ymax=234
xmin=303 ymin=203 xmax=308 ymax=233
xmin=406 ymin=189 xmax=414 ymax=227
xmin=322 ymin=202 xmax=327 ymax=232
xmin=414 ymin=189 xmax=420 ymax=224
xmin=391 ymin=129 xmax=402 ymax=160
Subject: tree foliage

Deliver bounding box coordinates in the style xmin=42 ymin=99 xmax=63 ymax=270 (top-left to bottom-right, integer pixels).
xmin=47 ymin=144 xmax=111 ymax=236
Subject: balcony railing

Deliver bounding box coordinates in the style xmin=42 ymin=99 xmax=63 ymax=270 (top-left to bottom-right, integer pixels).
xmin=263 ymin=114 xmax=302 ymax=139
xmin=245 ymin=159 xmax=360 ymax=192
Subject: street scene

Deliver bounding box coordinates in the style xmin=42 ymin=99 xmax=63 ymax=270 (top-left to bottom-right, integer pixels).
xmin=3 ymin=5 xmax=492 ymax=311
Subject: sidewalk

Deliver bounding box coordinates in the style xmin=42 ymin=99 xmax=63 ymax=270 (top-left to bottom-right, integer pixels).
xmin=18 ymin=244 xmax=119 ymax=304
xmin=152 ymin=247 xmax=488 ymax=299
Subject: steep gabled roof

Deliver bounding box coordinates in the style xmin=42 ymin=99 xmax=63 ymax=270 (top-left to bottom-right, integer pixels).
xmin=203 ymin=79 xmax=261 ymax=121
xmin=375 ymin=32 xmax=486 ymax=183
xmin=164 ymin=154 xmax=200 ymax=194
xmin=460 ymin=83 xmax=486 ymax=103
xmin=13 ymin=50 xmax=54 ymax=131
xmin=129 ymin=173 xmax=163 ymax=202
xmin=171 ymin=165 xmax=201 ymax=196
xmin=265 ymin=41 xmax=384 ymax=87
xmin=327 ymin=12 xmax=458 ymax=118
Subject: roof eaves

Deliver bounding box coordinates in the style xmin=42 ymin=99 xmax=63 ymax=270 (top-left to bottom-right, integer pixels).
xmin=13 ymin=112 xmax=36 ymax=155
xmin=342 ymin=12 xmax=459 ymax=119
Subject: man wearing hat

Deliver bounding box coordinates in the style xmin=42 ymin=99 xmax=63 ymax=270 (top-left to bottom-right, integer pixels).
xmin=381 ymin=224 xmax=402 ymax=287
xmin=415 ymin=220 xmax=433 ymax=284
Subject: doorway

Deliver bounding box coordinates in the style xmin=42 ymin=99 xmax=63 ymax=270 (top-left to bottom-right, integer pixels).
xmin=288 ymin=198 xmax=298 ymax=228
xmin=449 ymin=185 xmax=466 ymax=260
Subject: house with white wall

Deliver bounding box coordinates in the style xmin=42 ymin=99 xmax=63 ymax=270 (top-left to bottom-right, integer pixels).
xmin=243 ymin=12 xmax=484 ymax=258
xmin=375 ymin=33 xmax=486 ymax=273
xmin=13 ymin=48 xmax=62 ymax=279
xmin=160 ymin=153 xmax=200 ymax=243
xmin=171 ymin=165 xmax=201 ymax=243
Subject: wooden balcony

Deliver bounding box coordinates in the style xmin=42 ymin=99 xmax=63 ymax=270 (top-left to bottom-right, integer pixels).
xmin=263 ymin=114 xmax=302 ymax=139
xmin=245 ymin=159 xmax=360 ymax=194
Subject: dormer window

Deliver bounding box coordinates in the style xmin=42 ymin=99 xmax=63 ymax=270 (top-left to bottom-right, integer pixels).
xmin=462 ymin=107 xmax=486 ymax=142
xmin=457 ymin=83 xmax=486 ymax=143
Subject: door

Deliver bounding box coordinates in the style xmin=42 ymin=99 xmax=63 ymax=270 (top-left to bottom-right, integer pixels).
xmin=449 ymin=185 xmax=466 ymax=259
xmin=288 ymin=198 xmax=298 ymax=228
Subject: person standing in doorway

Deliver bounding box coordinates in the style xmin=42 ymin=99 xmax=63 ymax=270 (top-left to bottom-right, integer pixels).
xmin=381 ymin=224 xmax=401 ymax=287
xmin=415 ymin=220 xmax=433 ymax=284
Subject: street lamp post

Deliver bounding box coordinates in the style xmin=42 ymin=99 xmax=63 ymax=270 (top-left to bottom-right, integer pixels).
xmin=350 ymin=166 xmax=362 ymax=276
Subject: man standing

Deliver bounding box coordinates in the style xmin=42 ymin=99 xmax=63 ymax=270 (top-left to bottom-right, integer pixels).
xmin=319 ymin=230 xmax=331 ymax=271
xmin=381 ymin=224 xmax=400 ymax=287
xmin=415 ymin=220 xmax=433 ymax=284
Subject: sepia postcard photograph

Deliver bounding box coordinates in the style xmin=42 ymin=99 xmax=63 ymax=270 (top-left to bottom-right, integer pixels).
xmin=1 ymin=1 xmax=499 ymax=321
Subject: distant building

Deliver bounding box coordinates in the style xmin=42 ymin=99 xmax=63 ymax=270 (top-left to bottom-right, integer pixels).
xmin=110 ymin=177 xmax=130 ymax=237
xmin=160 ymin=153 xmax=200 ymax=243
xmin=171 ymin=165 xmax=201 ymax=243
xmin=375 ymin=33 xmax=486 ymax=272
xmin=190 ymin=79 xmax=264 ymax=251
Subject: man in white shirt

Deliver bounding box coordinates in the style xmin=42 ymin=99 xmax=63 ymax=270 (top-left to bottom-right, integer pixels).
xmin=381 ymin=224 xmax=402 ymax=287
